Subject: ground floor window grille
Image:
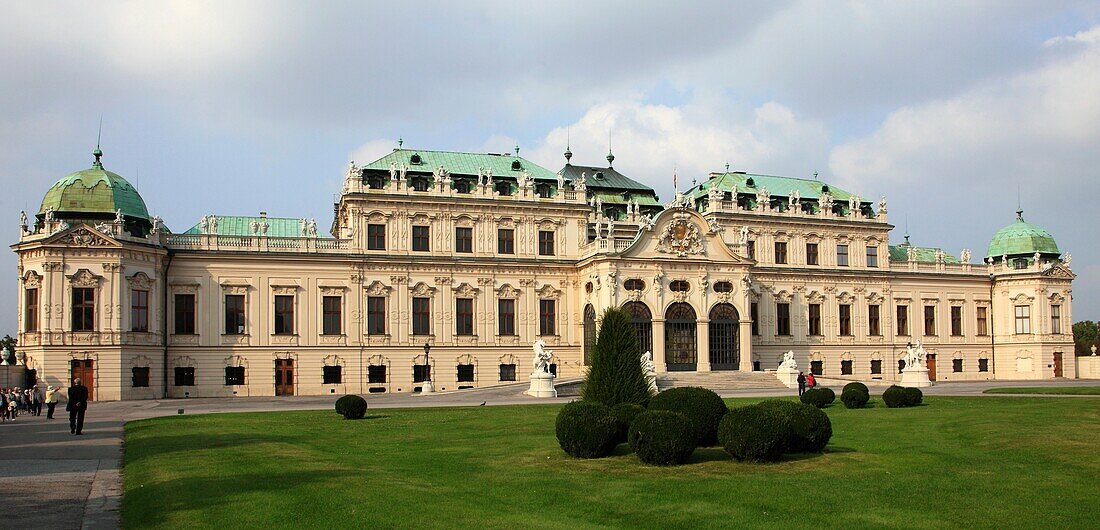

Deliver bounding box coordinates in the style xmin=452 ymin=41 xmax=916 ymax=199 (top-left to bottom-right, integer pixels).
xmin=323 ymin=365 xmax=342 ymax=384
xmin=870 ymin=360 xmax=882 ymax=375
xmin=368 ymin=365 xmax=387 ymax=384
xmin=953 ymin=359 xmax=963 ymax=373
xmin=840 ymin=360 xmax=853 ymax=375
xmin=224 ymin=366 xmax=245 ymax=386
xmin=499 ymin=363 xmax=516 ymax=381
xmin=457 ymin=364 xmax=475 ymax=383
xmin=810 ymin=360 xmax=823 ymax=376
xmin=174 ymin=366 xmax=195 ymax=386
xmin=132 ymin=367 xmax=150 ymax=388
xmin=413 ymin=364 xmax=431 ymax=383
xmin=978 ymin=358 xmax=989 ymax=372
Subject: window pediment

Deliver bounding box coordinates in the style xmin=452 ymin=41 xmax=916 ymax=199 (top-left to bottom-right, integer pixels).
xmin=68 ymin=269 xmax=101 ymax=288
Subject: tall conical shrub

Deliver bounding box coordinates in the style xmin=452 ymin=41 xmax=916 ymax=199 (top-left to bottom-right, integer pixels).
xmin=581 ymin=307 xmax=653 ymax=406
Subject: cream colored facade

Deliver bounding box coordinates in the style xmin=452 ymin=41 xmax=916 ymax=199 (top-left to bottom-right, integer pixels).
xmin=13 ymin=150 xmax=1077 ymax=400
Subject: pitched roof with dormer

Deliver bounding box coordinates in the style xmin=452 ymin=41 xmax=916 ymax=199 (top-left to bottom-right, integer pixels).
xmin=360 ymin=148 xmax=558 ymax=180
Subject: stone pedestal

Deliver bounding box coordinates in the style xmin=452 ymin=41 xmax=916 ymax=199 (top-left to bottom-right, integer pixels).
xmin=646 ymin=371 xmax=659 ymax=394
xmin=420 ymin=380 xmax=436 ymax=394
xmin=526 ymin=371 xmax=557 ymax=398
xmin=774 ymin=367 xmax=799 ymax=389
xmin=899 ymin=367 xmax=933 ymax=388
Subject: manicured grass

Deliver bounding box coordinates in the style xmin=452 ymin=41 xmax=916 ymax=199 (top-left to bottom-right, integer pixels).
xmin=122 ymin=397 xmax=1100 ymax=529
xmin=983 ymin=386 xmax=1100 ymax=395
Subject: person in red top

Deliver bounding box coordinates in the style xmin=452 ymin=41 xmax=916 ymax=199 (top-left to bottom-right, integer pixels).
xmin=806 ymin=372 xmax=816 ymax=389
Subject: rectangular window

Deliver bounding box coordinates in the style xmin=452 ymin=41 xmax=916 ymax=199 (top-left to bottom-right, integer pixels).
xmin=808 ymin=304 xmax=822 ymax=336
xmin=367 ymin=365 xmax=387 ymax=384
xmin=225 ymin=294 xmax=246 ymax=334
xmin=976 ymin=306 xmax=988 ymax=336
xmin=952 ymin=359 xmax=963 ymax=373
xmin=746 ymin=240 xmax=755 ymax=260
xmin=456 ymin=298 xmax=474 ymax=336
xmin=868 ymin=304 xmax=881 ymax=336
xmin=866 ymin=245 xmax=878 ymax=268
xmin=173 ymin=366 xmax=195 ymax=386
xmin=1050 ymin=305 xmax=1061 ymax=334
xmin=173 ymin=293 xmax=195 ymax=335
xmin=499 ymin=363 xmax=517 ymax=382
xmin=131 ymin=290 xmax=149 ymax=332
xmin=1014 ymin=305 xmax=1031 ymax=334
xmin=776 ymin=303 xmax=791 ymax=336
xmin=750 ymin=303 xmax=759 ymax=336
xmin=323 ymin=365 xmax=342 ymax=385
xmin=806 ymin=243 xmax=819 ymax=265
xmin=413 ymin=365 xmax=431 ymax=383
xmin=131 ymin=367 xmax=150 ymax=388
xmin=274 ymin=295 xmax=294 ymax=335
xmin=839 ymin=304 xmax=852 ymax=336
xmin=367 ymin=296 xmax=386 ymax=335
xmin=24 ymin=288 xmax=39 ymax=332
xmin=497 ymin=228 xmax=514 ymax=254
xmin=498 ymin=299 xmax=516 ymax=336
xmin=841 ymin=359 xmax=853 ymax=375
xmin=837 ymin=244 xmax=849 ymax=267
xmin=774 ymin=242 xmax=787 ymax=264
xmin=811 ymin=360 xmax=823 ymax=376
xmin=367 ymin=223 xmax=386 ymax=250
xmin=924 ymin=305 xmax=936 ymax=336
xmin=412 ymin=225 xmax=430 ymax=252
xmin=950 ymin=306 xmax=963 ymax=336
xmin=455 ymin=227 xmax=473 ymax=253
xmin=322 ymin=296 xmax=341 ymax=335
xmin=870 ymin=359 xmax=882 ymax=375
xmin=897 ymin=305 xmax=909 ymax=336
xmin=412 ymin=297 xmax=431 ymax=336
xmin=72 ymin=287 xmax=96 ymax=332
xmin=224 ymin=366 xmax=245 ymax=386
xmin=539 ymin=299 xmax=556 ymax=336
xmin=978 ymin=358 xmax=989 ymax=372
xmin=457 ymin=364 xmax=475 ymax=383
xmin=538 ymin=230 xmax=555 ymax=256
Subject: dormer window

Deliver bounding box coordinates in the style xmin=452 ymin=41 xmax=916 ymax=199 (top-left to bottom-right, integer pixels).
xmin=594 ymin=172 xmax=605 ymax=181
xmin=511 ymin=160 xmax=522 ymax=171
xmin=455 ymin=180 xmax=471 ymax=194
xmin=495 ymin=181 xmax=513 ymax=196
xmin=1014 ymin=258 xmax=1028 ymax=270
xmin=821 ymin=184 xmax=830 ymax=193
xmin=411 ymin=176 xmax=430 ymax=192
xmin=622 ymin=192 xmax=631 ymax=201
xmin=746 ymin=177 xmax=755 ymax=187
xmin=367 ymin=175 xmax=385 ymax=190
xmin=410 ymin=153 xmax=423 ymax=165
xmin=536 ymin=183 xmax=552 ymax=198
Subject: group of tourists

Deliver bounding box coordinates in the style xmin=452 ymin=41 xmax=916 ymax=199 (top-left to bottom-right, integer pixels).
xmin=796 ymin=371 xmax=817 ymax=396
xmin=1 ymin=381 xmax=85 ymax=434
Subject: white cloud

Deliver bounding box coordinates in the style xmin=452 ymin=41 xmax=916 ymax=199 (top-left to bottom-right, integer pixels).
xmin=1044 ymin=25 xmax=1100 ymax=47
xmin=349 ymin=138 xmax=398 ymax=166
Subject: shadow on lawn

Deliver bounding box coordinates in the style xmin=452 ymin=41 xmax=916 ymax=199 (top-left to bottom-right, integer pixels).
xmin=124 ymin=432 xmax=306 ymax=466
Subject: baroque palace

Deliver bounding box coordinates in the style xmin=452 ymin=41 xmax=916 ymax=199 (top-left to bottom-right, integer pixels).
xmin=13 ymin=144 xmax=1077 ymax=400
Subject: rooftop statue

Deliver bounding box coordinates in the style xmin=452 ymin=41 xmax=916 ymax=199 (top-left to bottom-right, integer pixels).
xmin=19 ymin=210 xmax=28 ymax=232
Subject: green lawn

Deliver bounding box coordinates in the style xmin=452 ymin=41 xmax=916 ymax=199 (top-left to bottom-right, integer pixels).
xmin=983 ymin=386 xmax=1100 ymax=395
xmin=122 ymin=397 xmax=1100 ymax=529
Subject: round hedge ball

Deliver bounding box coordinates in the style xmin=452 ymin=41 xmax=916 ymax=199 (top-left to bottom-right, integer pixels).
xmin=882 ymin=385 xmax=908 ymax=408
xmin=843 ymin=381 xmax=869 ymax=395
xmin=841 ymin=388 xmax=870 ymax=409
xmin=718 ymin=405 xmax=789 ymax=462
xmin=903 ymin=387 xmax=924 ymax=406
xmin=799 ymin=388 xmax=831 ymax=408
xmin=756 ymin=399 xmax=832 ymax=453
xmin=555 ymin=401 xmax=619 ymax=459
xmin=627 ymin=410 xmax=696 ymax=466
xmin=819 ymin=387 xmax=836 ymax=405
xmin=335 ymin=394 xmax=367 ymax=420
xmin=611 ymin=403 xmax=647 ymax=444
xmin=647 ymin=386 xmax=728 ymax=447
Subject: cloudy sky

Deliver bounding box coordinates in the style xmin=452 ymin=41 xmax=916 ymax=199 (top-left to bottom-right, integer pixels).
xmin=3 ymin=1 xmax=1100 ymax=334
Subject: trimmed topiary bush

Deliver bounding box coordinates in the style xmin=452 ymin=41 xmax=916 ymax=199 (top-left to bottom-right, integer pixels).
xmin=611 ymin=403 xmax=647 ymax=444
xmin=335 ymin=394 xmax=367 ymax=419
xmin=647 ymin=386 xmax=728 ymax=447
xmin=843 ymin=381 xmax=869 ymax=395
xmin=718 ymin=405 xmax=788 ymax=462
xmin=819 ymin=387 xmax=836 ymax=405
xmin=555 ymin=401 xmax=619 ymax=458
xmin=904 ymin=387 xmax=924 ymax=406
xmin=841 ymin=387 xmax=870 ymax=409
xmin=756 ymin=399 xmax=832 ymax=453
xmin=627 ymin=410 xmax=696 ymax=466
xmin=581 ymin=308 xmax=653 ymax=407
xmin=800 ymin=388 xmax=832 ymax=408
xmin=882 ymin=385 xmax=908 ymax=408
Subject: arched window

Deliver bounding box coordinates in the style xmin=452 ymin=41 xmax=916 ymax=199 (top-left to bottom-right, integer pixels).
xmin=622 ymin=301 xmax=652 ymax=356
xmin=624 ymin=279 xmax=646 ymax=291
xmin=669 ymin=280 xmax=690 ymax=292
xmin=708 ymin=303 xmax=740 ymax=370
xmin=665 ymin=303 xmax=697 ymax=371
xmin=583 ymin=304 xmax=597 ymax=366
xmin=536 ymin=183 xmax=552 ymax=198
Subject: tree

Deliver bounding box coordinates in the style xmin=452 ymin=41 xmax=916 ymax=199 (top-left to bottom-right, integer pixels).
xmin=1074 ymin=320 xmax=1099 ymax=356
xmin=0 ymin=335 xmax=16 ymax=364
xmin=581 ymin=307 xmax=653 ymax=406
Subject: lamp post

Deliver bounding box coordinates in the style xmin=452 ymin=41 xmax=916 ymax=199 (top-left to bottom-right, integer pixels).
xmin=422 ymin=342 xmax=436 ymax=393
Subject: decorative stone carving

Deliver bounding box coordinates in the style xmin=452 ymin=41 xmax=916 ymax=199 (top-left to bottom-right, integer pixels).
xmin=453 ymin=282 xmax=479 ymax=297
xmin=409 ymin=282 xmax=436 ymax=297
xmin=69 ymin=269 xmax=100 ymax=288
xmin=127 ymin=272 xmax=154 ymax=290
xmin=536 ymin=284 xmax=562 ymax=299
xmin=656 ymin=213 xmax=703 ymax=257
xmin=56 ymin=226 xmax=114 ymax=247
xmin=497 ymin=284 xmax=519 ymax=299
xmin=960 ymin=249 xmax=971 ymax=263
xmin=365 ymin=281 xmax=391 ymax=296
xmin=23 ymin=271 xmax=42 ymax=288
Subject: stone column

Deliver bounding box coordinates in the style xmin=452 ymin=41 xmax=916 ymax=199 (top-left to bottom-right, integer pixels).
xmin=697 ymin=318 xmax=711 ymax=372
xmin=653 ymin=318 xmax=667 ymax=372
xmin=739 ymin=319 xmax=753 ymax=371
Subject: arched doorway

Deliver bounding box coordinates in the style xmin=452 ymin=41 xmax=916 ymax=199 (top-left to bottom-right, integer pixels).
xmin=583 ymin=304 xmax=597 ymax=366
xmin=708 ymin=303 xmax=740 ymax=370
xmin=665 ymin=303 xmax=697 ymax=371
xmin=622 ymin=301 xmax=652 ymax=356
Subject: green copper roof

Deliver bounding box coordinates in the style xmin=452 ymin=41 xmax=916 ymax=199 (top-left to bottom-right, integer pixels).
xmin=38 ymin=151 xmax=150 ymax=221
xmin=558 ymin=164 xmax=656 ymax=193
xmin=689 ymin=172 xmax=862 ymax=203
xmin=182 ymin=216 xmax=309 ymax=238
xmin=591 ymin=190 xmax=662 ymax=206
xmin=889 ymin=244 xmax=961 ymax=264
xmin=361 ymin=148 xmax=558 ymax=180
xmin=986 ymin=210 xmax=1059 ymax=258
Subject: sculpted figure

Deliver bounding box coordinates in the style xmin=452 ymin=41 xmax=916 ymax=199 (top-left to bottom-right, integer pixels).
xmin=250 ymin=220 xmax=260 ymax=235
xmin=19 ymin=210 xmax=28 ymax=231
xmin=641 ymin=351 xmax=656 ymax=374
xmin=308 ymin=218 xmax=318 ymax=237
xmin=878 ymin=196 xmax=888 ymax=215
xmin=388 ymin=161 xmax=397 ymax=181
xmin=739 ymin=225 xmax=749 ymax=245
xmin=151 ymin=216 xmax=163 ymax=233
xmin=1064 ymin=253 xmax=1072 ymax=267
xmin=790 ymin=190 xmax=800 ymax=208
xmin=960 ymin=249 xmax=971 ymax=263
xmin=45 ymin=207 xmax=55 ymax=222
xmin=779 ymin=350 xmax=797 ymax=370
xmin=532 ymin=339 xmax=553 ymax=374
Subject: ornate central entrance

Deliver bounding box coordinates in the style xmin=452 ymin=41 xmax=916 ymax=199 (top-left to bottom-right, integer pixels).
xmin=708 ymin=303 xmax=740 ymax=370
xmin=665 ymin=303 xmax=697 ymax=371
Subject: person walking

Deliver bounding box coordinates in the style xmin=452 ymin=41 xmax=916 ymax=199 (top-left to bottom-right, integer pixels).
xmin=67 ymin=378 xmax=88 ymax=435
xmin=45 ymin=385 xmax=60 ymax=419
xmin=806 ymin=372 xmax=817 ymax=390
xmin=797 ymin=371 xmax=807 ymax=396
xmin=31 ymin=385 xmax=43 ymax=416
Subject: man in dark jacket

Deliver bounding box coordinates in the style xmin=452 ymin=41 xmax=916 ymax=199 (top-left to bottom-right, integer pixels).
xmin=796 ymin=372 xmax=807 ymax=396
xmin=67 ymin=378 xmax=88 ymax=435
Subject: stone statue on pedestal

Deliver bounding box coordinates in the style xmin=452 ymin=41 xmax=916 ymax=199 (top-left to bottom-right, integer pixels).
xmin=526 ymin=339 xmax=557 ymax=398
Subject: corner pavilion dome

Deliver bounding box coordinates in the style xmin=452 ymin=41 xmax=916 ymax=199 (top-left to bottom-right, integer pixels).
xmin=986 ymin=209 xmax=1059 ymax=259
xmin=38 ymin=147 xmax=151 ymax=233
